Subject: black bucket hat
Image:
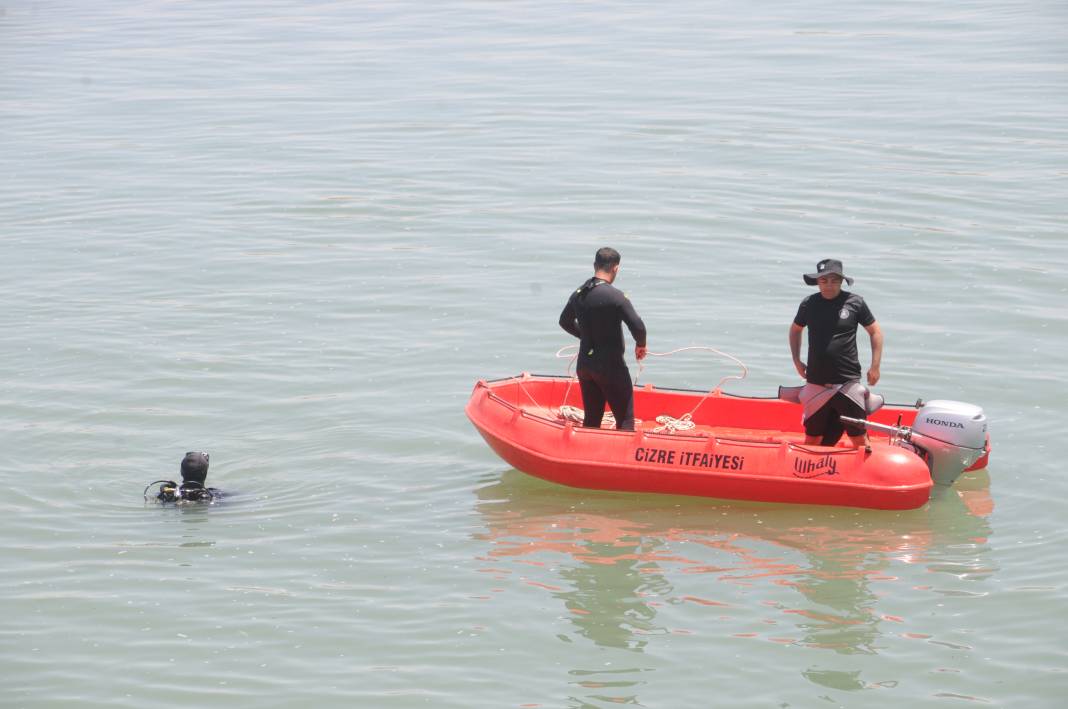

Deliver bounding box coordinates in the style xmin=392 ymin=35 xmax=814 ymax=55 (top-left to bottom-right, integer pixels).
xmin=803 ymin=258 xmax=854 ymax=286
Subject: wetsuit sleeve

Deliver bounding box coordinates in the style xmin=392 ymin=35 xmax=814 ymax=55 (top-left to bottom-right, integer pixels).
xmin=620 ymin=295 xmax=647 ymax=347
xmin=793 ymin=298 xmax=809 ymax=327
xmin=856 ymin=297 xmax=875 ymax=327
xmin=559 ymin=294 xmax=582 ymax=339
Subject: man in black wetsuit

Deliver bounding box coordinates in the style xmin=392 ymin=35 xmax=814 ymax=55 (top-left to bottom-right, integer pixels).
xmin=788 ymin=259 xmax=884 ymax=447
xmin=559 ymin=247 xmax=647 ymax=431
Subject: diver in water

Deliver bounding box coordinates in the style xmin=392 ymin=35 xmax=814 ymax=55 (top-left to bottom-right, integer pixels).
xmin=145 ymin=451 xmax=221 ymax=504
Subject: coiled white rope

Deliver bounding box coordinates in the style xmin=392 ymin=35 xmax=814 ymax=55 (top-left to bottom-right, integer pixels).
xmin=652 ymin=413 xmax=695 ymax=434
xmin=559 ymin=404 xmax=616 ymax=428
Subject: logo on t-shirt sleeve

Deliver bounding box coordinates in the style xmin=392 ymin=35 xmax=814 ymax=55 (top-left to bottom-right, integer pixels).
xmin=839 ymin=307 xmax=849 ymax=319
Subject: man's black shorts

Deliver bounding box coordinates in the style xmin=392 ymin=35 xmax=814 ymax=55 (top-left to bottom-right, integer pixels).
xmin=804 ymin=391 xmax=866 ymax=445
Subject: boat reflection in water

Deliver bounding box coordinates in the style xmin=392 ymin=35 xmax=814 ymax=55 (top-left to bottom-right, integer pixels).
xmin=473 ymin=468 xmax=994 ymax=697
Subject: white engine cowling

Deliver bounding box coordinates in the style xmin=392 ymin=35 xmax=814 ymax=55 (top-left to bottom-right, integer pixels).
xmin=910 ymin=400 xmax=988 ymax=486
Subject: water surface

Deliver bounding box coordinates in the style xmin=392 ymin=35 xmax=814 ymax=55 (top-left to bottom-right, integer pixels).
xmin=2 ymin=1 xmax=1066 ymax=706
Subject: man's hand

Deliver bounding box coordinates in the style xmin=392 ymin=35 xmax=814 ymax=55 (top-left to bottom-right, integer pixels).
xmin=794 ymin=359 xmax=807 ymax=379
xmin=867 ymin=365 xmax=880 ymax=386
xmin=636 ymin=345 xmax=647 ymax=361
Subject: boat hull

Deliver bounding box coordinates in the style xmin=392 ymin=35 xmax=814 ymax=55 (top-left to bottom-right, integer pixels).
xmin=466 ymin=374 xmax=944 ymax=510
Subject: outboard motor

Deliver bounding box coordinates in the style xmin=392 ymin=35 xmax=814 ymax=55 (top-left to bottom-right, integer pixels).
xmin=909 ymin=400 xmax=988 ymax=485
xmin=841 ymin=400 xmax=988 ymax=486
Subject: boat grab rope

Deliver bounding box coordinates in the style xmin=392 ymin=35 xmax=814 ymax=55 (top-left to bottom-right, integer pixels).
xmin=545 ymin=345 xmax=749 ymax=433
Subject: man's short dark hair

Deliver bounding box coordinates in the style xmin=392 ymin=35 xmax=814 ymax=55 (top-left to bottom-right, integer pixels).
xmin=594 ymin=247 xmax=621 ymax=270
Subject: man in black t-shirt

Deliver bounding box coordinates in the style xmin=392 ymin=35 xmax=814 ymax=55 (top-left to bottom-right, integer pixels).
xmin=559 ymin=247 xmax=647 ymax=430
xmin=788 ymin=259 xmax=883 ymax=447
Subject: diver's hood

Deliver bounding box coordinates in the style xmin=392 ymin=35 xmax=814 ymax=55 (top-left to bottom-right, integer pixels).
xmin=181 ymin=451 xmax=210 ymax=484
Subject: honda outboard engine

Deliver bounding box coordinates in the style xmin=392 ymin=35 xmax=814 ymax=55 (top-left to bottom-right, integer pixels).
xmin=841 ymin=400 xmax=988 ymax=486
xmin=909 ymin=400 xmax=988 ymax=485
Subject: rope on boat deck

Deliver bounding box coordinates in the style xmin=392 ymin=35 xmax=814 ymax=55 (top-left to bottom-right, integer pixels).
xmin=559 ymin=404 xmax=616 ymax=428
xmin=652 ymin=413 xmax=695 ymax=434
xmin=544 ymin=345 xmax=748 ymax=434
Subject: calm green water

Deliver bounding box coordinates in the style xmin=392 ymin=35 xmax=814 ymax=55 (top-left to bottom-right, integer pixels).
xmin=3 ymin=1 xmax=1066 ymax=707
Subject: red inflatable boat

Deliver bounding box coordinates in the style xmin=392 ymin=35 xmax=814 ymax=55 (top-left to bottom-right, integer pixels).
xmin=466 ymin=373 xmax=990 ymax=511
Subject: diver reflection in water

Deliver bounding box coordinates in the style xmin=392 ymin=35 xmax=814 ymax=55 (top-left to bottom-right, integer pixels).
xmin=145 ymin=452 xmax=221 ymax=504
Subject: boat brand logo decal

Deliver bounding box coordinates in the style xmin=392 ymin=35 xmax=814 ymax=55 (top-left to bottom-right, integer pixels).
xmin=635 ymin=447 xmax=745 ymax=471
xmin=793 ymin=454 xmax=839 ymax=478
xmin=924 ymin=417 xmax=964 ymax=429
